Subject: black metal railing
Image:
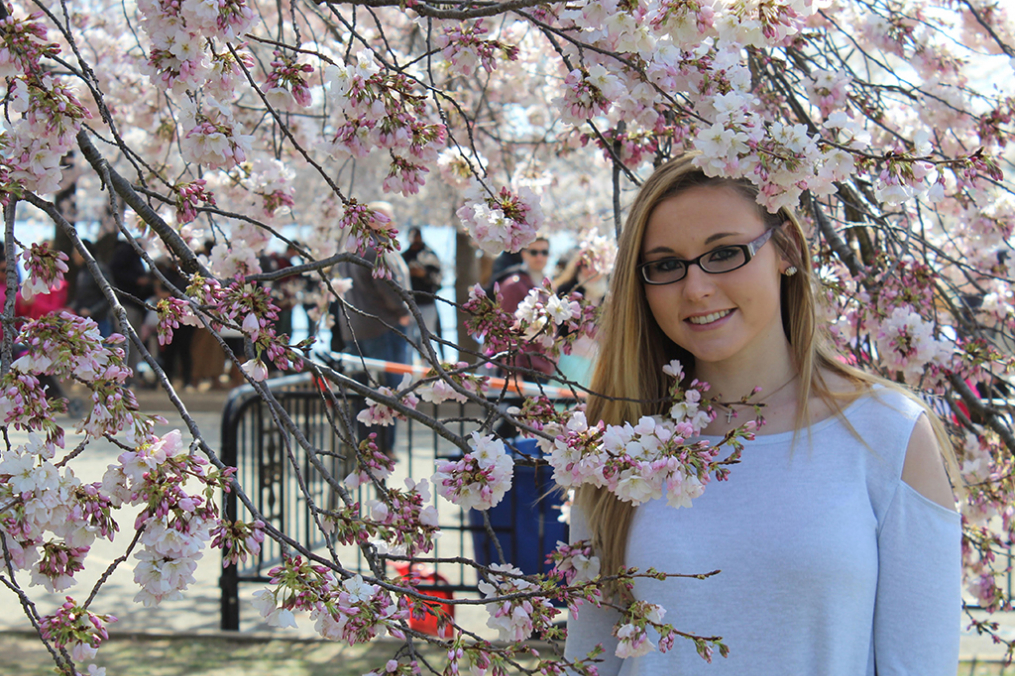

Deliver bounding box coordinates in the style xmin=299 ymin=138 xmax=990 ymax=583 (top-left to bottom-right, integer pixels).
xmin=219 ymin=371 xmax=571 ymax=630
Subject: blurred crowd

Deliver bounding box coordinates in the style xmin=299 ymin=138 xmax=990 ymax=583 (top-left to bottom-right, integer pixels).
xmin=6 ymin=217 xmax=608 ymax=397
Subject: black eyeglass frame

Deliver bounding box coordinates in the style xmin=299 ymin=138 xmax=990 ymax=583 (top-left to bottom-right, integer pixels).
xmin=638 ymin=227 xmax=777 ymax=286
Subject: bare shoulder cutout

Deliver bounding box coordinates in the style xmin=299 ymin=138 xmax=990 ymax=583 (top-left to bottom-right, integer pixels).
xmin=900 ymin=414 xmax=956 ymax=511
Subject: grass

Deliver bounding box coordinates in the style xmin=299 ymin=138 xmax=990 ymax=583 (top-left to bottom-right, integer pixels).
xmin=961 ymin=663 xmax=1015 ymax=676
xmin=0 ymin=633 xmax=449 ymax=676
xmin=0 ymin=632 xmax=1009 ymax=675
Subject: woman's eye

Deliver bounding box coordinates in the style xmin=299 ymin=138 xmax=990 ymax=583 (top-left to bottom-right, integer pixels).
xmin=653 ymin=259 xmax=683 ymax=273
xmin=707 ymin=247 xmax=739 ymax=263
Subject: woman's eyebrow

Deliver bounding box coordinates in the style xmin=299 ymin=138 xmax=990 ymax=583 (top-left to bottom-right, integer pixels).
xmin=643 ymin=231 xmax=742 ymax=256
xmin=703 ymin=231 xmax=740 ymax=245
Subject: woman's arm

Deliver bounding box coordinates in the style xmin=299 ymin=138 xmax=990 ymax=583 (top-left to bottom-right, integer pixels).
xmin=564 ymin=506 xmax=624 ymax=676
xmin=873 ymin=413 xmax=961 ymax=675
xmin=900 ymin=415 xmax=956 ymax=509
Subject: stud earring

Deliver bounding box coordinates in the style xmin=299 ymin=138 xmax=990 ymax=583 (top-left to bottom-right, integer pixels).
xmin=783 ymin=266 xmax=798 ymax=277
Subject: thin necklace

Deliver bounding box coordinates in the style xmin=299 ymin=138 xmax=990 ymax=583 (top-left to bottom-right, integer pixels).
xmin=714 ymin=373 xmax=799 ymax=424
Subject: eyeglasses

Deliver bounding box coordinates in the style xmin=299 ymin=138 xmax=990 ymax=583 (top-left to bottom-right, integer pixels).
xmin=638 ymin=228 xmax=775 ymax=285
xmin=526 ymin=248 xmax=549 ymax=256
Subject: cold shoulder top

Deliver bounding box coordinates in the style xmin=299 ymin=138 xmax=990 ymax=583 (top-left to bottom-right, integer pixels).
xmin=564 ymin=387 xmax=961 ymax=675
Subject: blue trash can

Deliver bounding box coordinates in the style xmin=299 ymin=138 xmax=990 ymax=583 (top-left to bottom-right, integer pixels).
xmin=468 ymin=438 xmax=569 ymax=576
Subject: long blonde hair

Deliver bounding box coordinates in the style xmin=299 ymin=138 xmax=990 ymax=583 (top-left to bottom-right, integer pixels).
xmin=578 ymin=154 xmax=954 ymax=578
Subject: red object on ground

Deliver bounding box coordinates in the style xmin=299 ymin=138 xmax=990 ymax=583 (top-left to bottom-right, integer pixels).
xmin=395 ymin=563 xmax=455 ymax=638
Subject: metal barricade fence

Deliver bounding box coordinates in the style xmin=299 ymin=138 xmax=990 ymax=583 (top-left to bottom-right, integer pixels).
xmin=219 ymin=367 xmax=575 ymax=631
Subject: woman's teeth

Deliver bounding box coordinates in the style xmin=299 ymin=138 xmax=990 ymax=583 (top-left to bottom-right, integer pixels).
xmin=688 ymin=310 xmax=732 ymax=325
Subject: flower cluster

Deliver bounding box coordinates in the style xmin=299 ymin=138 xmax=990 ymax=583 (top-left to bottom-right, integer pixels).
xmin=1 ymin=69 xmax=91 ymax=198
xmin=357 ymin=374 xmax=420 ymax=427
xmin=178 ymin=98 xmax=254 ymax=169
xmin=0 ymin=433 xmax=117 ymax=591
xmin=414 ymin=362 xmax=488 ymax=405
xmin=136 ymin=0 xmax=254 ymax=94
xmin=543 ymin=361 xmax=751 ymax=506
xmin=205 ymin=47 xmax=255 ymax=100
xmin=461 ymin=284 xmax=516 ymax=356
xmin=827 ymin=259 xmax=955 ymax=388
xmin=513 ymin=282 xmax=599 ymax=356
xmin=875 ymin=306 xmax=950 ymax=385
xmin=248 ymin=157 xmax=296 ymax=219
xmin=457 ymin=183 xmax=545 ymax=256
xmin=33 ymin=542 xmax=90 ymax=593
xmin=0 ymin=370 xmax=64 ymax=448
xmin=20 ymin=241 xmax=69 ymax=302
xmin=205 ymin=226 xmax=268 ymax=278
xmin=547 ymin=539 xmax=601 ymax=586
xmin=325 ymin=50 xmax=446 ymax=196
xmin=806 ymin=68 xmax=852 ymax=119
xmin=251 ymin=554 xmax=332 ymax=629
xmin=174 ymin=179 xmax=217 ymax=224
xmin=958 ymin=427 xmax=1015 ymax=614
xmin=337 ymin=200 xmax=400 ymax=264
xmin=436 ymin=19 xmax=519 ymax=78
xmin=514 ymin=285 xmax=580 ymax=346
xmin=0 ymin=10 xmax=61 ymax=79
xmin=102 ymin=430 xmax=233 ymax=606
xmin=432 ymin=432 xmax=514 ymax=511
xmin=576 ymin=228 xmax=618 ymax=277
xmin=217 ymin=276 xmax=300 ymax=376
xmin=9 ymin=312 xmax=166 ymax=443
xmin=331 ymin=444 xmax=438 ymax=556
xmin=345 ymin=435 xmax=396 ymax=489
xmin=38 ymin=597 xmax=116 ymax=664
xmin=649 ymin=0 xmax=715 ymax=48
xmin=263 ymin=50 xmax=314 ymax=111
xmin=155 ymin=295 xmax=200 ymax=346
xmin=364 ymin=477 xmax=440 ymax=556
xmin=436 ymin=147 xmax=486 ymax=189
xmin=383 ymin=155 xmax=429 ymax=196
xmin=252 ymin=557 xmax=407 ymax=643
xmin=477 ymin=563 xmax=558 ymax=641
xmin=554 ymin=64 xmax=625 ymax=126
xmin=210 ymin=518 xmax=265 ymax=567
xmin=312 ymin=574 xmax=408 ymax=644
xmin=614 ymin=600 xmax=669 ymax=658
xmin=873 ymin=153 xmax=942 ymax=206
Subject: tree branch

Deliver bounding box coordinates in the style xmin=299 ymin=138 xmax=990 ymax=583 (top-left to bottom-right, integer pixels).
xmin=75 ymin=130 xmax=210 ymax=277
xmin=315 ymin=0 xmax=548 ymax=20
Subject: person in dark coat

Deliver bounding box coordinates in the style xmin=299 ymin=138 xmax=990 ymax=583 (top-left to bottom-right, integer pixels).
xmin=70 ymin=240 xmax=113 ymax=337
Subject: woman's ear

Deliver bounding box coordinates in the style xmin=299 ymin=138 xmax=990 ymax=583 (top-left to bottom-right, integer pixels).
xmin=775 ymin=220 xmax=805 ymax=272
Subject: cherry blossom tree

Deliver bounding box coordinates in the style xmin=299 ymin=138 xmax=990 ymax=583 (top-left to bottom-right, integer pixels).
xmin=1 ymin=0 xmax=1015 ymax=673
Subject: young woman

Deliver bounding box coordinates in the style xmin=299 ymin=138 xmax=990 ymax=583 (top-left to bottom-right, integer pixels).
xmin=564 ymin=154 xmax=961 ymax=675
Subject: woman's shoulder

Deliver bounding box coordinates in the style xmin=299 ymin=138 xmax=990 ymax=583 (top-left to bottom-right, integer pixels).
xmin=812 ymin=374 xmax=955 ymax=520
xmin=814 ymin=372 xmax=925 ymax=425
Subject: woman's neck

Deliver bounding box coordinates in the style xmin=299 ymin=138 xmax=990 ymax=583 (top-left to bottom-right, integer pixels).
xmin=694 ymin=345 xmax=797 ymax=408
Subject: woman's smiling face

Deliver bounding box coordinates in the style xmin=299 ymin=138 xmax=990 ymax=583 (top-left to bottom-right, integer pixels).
xmin=641 ymin=184 xmax=789 ymax=372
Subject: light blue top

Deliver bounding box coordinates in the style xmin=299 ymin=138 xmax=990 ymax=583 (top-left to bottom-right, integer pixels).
xmin=565 ymin=388 xmax=962 ymax=675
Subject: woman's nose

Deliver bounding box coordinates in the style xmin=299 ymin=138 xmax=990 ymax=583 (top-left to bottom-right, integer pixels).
xmin=680 ymin=263 xmax=715 ymax=301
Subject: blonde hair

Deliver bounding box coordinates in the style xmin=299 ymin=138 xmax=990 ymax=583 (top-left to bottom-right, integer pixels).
xmin=578 ymin=154 xmax=955 ymax=579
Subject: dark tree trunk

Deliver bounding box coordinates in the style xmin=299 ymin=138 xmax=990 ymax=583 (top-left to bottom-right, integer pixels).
xmin=52 ymin=155 xmax=78 ymax=300
xmin=455 ymin=225 xmax=480 ymax=362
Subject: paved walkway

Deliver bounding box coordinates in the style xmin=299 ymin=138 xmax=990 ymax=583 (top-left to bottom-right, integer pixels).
xmin=0 ymin=382 xmax=1012 ymax=661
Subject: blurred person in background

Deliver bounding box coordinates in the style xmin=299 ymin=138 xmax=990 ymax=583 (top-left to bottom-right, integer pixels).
xmin=70 ymin=240 xmax=114 ymax=337
xmin=402 ymin=227 xmax=444 ymax=357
